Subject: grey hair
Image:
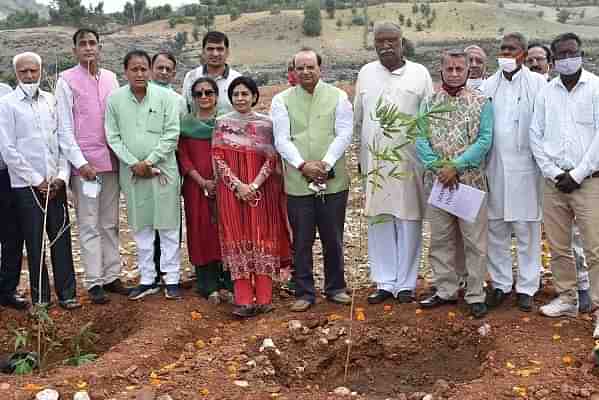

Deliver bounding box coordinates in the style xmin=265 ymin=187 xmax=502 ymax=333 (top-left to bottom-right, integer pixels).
xmin=373 ymin=21 xmax=402 ymax=37
xmin=12 ymin=52 xmax=42 ymax=70
xmin=503 ymin=32 xmax=528 ymax=51
xmin=441 ymin=49 xmax=470 ymax=67
xmin=464 ymin=45 xmax=487 ymax=59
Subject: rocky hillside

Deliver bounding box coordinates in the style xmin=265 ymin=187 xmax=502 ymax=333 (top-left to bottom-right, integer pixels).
xmin=0 ymin=0 xmax=48 ymax=19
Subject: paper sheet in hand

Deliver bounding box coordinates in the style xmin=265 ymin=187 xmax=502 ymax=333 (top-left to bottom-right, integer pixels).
xmin=428 ymin=180 xmax=485 ymax=223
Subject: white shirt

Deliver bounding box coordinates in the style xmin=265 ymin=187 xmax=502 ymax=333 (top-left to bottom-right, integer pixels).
xmin=0 ymin=82 xmax=13 ymax=170
xmin=0 ymin=87 xmax=70 ymax=188
xmin=530 ymin=69 xmax=599 ymax=184
xmin=270 ymin=83 xmax=354 ymax=169
xmin=182 ymin=64 xmax=241 ymax=115
xmin=354 ymin=60 xmax=433 ymax=219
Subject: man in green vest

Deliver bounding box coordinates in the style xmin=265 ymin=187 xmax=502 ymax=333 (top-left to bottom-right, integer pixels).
xmin=271 ymin=48 xmax=354 ymax=312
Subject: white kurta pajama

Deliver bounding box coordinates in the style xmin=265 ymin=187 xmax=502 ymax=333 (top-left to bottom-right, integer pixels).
xmin=481 ymin=67 xmax=547 ymax=296
xmin=354 ymin=60 xmax=433 ymax=296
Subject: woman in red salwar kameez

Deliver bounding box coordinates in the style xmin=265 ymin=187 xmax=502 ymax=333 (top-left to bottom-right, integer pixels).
xmin=212 ymin=76 xmax=292 ymax=318
xmin=178 ymin=77 xmax=233 ymax=304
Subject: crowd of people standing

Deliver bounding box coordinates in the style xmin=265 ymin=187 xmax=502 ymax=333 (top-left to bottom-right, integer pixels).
xmin=1 ymin=24 xmax=599 ymax=339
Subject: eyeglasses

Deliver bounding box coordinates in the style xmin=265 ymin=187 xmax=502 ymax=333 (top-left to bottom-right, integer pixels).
xmin=192 ymin=90 xmax=216 ymax=98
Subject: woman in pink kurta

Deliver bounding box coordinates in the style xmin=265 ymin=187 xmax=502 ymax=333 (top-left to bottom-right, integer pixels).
xmin=178 ymin=77 xmax=233 ymax=303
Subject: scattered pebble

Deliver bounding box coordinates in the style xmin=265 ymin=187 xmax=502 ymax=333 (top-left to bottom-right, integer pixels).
xmin=477 ymin=323 xmax=491 ymax=337
xmin=333 ymin=386 xmax=351 ymax=396
xmin=73 ymin=392 xmax=90 ymax=400
xmin=36 ymin=389 xmax=59 ymax=400
xmin=234 ymin=380 xmax=249 ymax=388
xmin=260 ymin=338 xmax=276 ymax=352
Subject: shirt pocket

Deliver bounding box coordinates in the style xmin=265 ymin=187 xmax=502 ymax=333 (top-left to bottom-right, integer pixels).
xmin=575 ymin=102 xmax=594 ymax=125
xmin=147 ymin=108 xmax=165 ymax=134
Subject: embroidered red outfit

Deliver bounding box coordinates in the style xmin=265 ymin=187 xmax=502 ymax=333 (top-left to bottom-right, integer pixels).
xmin=212 ymin=111 xmax=291 ymax=305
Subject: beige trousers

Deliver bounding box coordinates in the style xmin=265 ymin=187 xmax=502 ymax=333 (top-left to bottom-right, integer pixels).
xmin=71 ymin=172 xmax=121 ymax=290
xmin=543 ymin=178 xmax=599 ymax=305
xmin=427 ymin=200 xmax=488 ymax=304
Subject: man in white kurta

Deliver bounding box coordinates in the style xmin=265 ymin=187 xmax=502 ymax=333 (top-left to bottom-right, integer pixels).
xmin=354 ymin=22 xmax=433 ymax=304
xmin=481 ymin=33 xmax=547 ymax=311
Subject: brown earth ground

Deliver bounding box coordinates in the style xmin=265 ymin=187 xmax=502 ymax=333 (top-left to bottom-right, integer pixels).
xmin=1 ymin=87 xmax=599 ymax=400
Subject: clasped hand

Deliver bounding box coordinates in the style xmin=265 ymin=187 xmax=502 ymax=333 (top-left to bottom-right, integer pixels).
xmin=555 ymin=172 xmax=580 ymax=194
xmin=302 ymin=161 xmax=329 ymax=183
xmin=437 ymin=165 xmax=459 ymax=190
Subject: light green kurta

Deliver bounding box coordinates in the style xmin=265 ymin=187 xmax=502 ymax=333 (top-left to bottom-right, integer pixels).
xmin=105 ymin=84 xmax=181 ymax=232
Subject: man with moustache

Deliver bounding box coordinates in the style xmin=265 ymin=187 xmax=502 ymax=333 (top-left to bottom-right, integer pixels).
xmin=530 ymin=33 xmax=599 ymax=326
xmin=0 ymin=52 xmax=80 ymax=309
xmin=464 ymin=45 xmax=488 ymax=91
xmin=526 ymin=42 xmax=552 ymax=80
xmin=416 ymin=50 xmax=493 ymax=318
xmin=56 ymin=28 xmax=126 ymax=304
xmin=182 ymin=31 xmax=241 ymax=114
xmin=271 ymin=47 xmax=354 ymax=312
xmin=105 ymin=50 xmax=182 ymax=301
xmin=481 ymin=33 xmax=546 ymax=312
xmin=354 ymin=21 xmax=433 ymax=305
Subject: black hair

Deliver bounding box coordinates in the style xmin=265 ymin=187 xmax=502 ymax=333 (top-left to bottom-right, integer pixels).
xmin=550 ymin=32 xmax=582 ymax=55
xmin=73 ymin=28 xmax=100 ymax=46
xmin=191 ymin=77 xmax=219 ymax=97
xmin=123 ymin=49 xmax=151 ymax=69
xmin=202 ymin=31 xmax=230 ymax=49
xmin=228 ymin=76 xmax=260 ymax=107
xmin=296 ymin=47 xmax=322 ymax=66
xmin=528 ymin=41 xmax=552 ymax=61
xmin=152 ymin=50 xmax=177 ymax=67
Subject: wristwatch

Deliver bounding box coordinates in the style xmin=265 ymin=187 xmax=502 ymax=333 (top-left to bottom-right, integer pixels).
xmin=249 ymin=183 xmax=259 ymax=192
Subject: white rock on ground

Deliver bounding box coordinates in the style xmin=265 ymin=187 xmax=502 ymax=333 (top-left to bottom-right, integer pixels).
xmin=36 ymin=389 xmax=59 ymax=400
xmin=333 ymin=386 xmax=351 ymax=396
xmin=73 ymin=392 xmax=90 ymax=400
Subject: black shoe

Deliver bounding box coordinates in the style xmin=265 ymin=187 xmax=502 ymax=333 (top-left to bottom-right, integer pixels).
xmin=579 ymin=289 xmax=592 ymax=313
xmin=103 ymin=279 xmax=130 ymax=296
xmin=59 ymin=298 xmax=82 ymax=310
xmin=419 ymin=295 xmax=457 ymax=308
xmin=397 ymin=290 xmax=415 ymax=304
xmin=255 ymin=304 xmax=274 ymax=314
xmin=0 ymin=294 xmax=29 ymax=310
xmin=470 ymin=302 xmax=488 ymax=319
xmin=485 ymin=288 xmax=507 ymax=308
xmin=367 ymin=289 xmax=394 ymax=304
xmin=88 ymin=286 xmax=110 ymax=304
xmin=232 ymin=305 xmax=257 ymax=318
xmin=517 ymin=293 xmax=533 ymax=312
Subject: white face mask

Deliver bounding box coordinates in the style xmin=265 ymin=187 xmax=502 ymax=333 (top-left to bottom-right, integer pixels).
xmin=554 ymin=57 xmax=582 ymax=76
xmin=467 ymin=78 xmax=484 ymax=90
xmin=497 ymin=57 xmax=518 ymax=73
xmin=18 ymin=79 xmax=40 ymax=98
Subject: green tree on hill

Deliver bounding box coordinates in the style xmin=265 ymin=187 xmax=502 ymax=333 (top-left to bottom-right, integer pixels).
xmin=49 ymin=0 xmax=87 ymax=25
xmin=2 ymin=10 xmax=42 ymax=29
xmin=557 ymin=8 xmax=570 ymax=23
xmin=412 ymin=2 xmax=418 ymax=14
xmin=303 ymin=0 xmax=322 ymax=36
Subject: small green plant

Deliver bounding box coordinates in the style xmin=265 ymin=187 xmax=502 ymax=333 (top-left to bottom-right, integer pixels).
xmin=31 ymin=304 xmax=63 ymax=371
xmin=415 ymin=22 xmax=423 ymax=31
xmin=406 ymin=17 xmax=412 ymax=27
xmin=10 ymin=327 xmax=36 ymax=375
xmin=65 ymin=322 xmax=98 ymax=367
xmin=398 ymin=13 xmax=405 ymax=24
xmin=352 ymin=15 xmax=365 ymax=25
xmin=336 ymin=17 xmax=343 ymax=29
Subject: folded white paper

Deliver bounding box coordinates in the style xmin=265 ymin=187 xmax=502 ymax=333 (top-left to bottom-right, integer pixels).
xmin=81 ymin=178 xmax=101 ymax=198
xmin=428 ymin=180 xmax=486 ymax=223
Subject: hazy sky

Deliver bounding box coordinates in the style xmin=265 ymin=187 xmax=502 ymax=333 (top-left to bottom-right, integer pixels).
xmin=38 ymin=0 xmax=196 ymax=14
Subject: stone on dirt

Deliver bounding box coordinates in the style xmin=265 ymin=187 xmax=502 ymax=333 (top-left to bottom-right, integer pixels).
xmin=156 ymin=395 xmax=174 ymax=400
xmin=134 ymin=387 xmax=156 ymax=400
xmin=408 ymin=393 xmax=428 ymax=400
xmin=333 ymin=386 xmax=351 ymax=396
xmin=288 ymin=320 xmax=303 ymax=332
xmin=36 ymin=389 xmax=59 ymax=400
xmin=73 ymin=392 xmax=90 ymax=400
xmin=234 ymin=380 xmax=249 ymax=388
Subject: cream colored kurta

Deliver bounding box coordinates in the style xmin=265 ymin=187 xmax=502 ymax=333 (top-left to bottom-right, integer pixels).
xmin=354 ymin=60 xmax=433 ymax=219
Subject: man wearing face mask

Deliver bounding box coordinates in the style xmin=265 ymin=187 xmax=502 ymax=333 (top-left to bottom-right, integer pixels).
xmin=0 ymin=52 xmax=80 ymax=309
xmin=416 ymin=50 xmax=493 ymax=318
xmin=55 ymin=28 xmax=126 ymax=305
xmin=525 ymin=41 xmax=593 ymax=314
xmin=464 ymin=45 xmax=488 ymax=92
xmin=481 ymin=33 xmax=546 ymax=312
xmin=354 ymin=22 xmax=433 ymax=305
xmin=530 ymin=33 xmax=599 ymax=328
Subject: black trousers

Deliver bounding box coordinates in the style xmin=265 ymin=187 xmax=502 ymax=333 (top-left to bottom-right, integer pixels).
xmin=287 ymin=190 xmax=348 ymax=303
xmin=0 ymin=169 xmax=24 ymax=298
xmin=13 ymin=186 xmax=77 ymax=304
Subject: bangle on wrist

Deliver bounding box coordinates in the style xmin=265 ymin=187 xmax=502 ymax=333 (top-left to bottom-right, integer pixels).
xmin=249 ymin=183 xmax=259 ymax=192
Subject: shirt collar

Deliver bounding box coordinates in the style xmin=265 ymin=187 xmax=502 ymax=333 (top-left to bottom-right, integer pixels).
xmin=15 ymin=85 xmax=45 ymax=102
xmin=379 ymin=59 xmax=409 ymax=76
xmin=201 ymin=64 xmax=230 ymax=79
xmin=553 ymin=68 xmax=589 ymax=90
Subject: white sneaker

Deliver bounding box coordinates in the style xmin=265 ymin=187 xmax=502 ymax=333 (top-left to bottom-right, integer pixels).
xmin=593 ymin=319 xmax=599 ymax=339
xmin=539 ymin=297 xmax=578 ymax=318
